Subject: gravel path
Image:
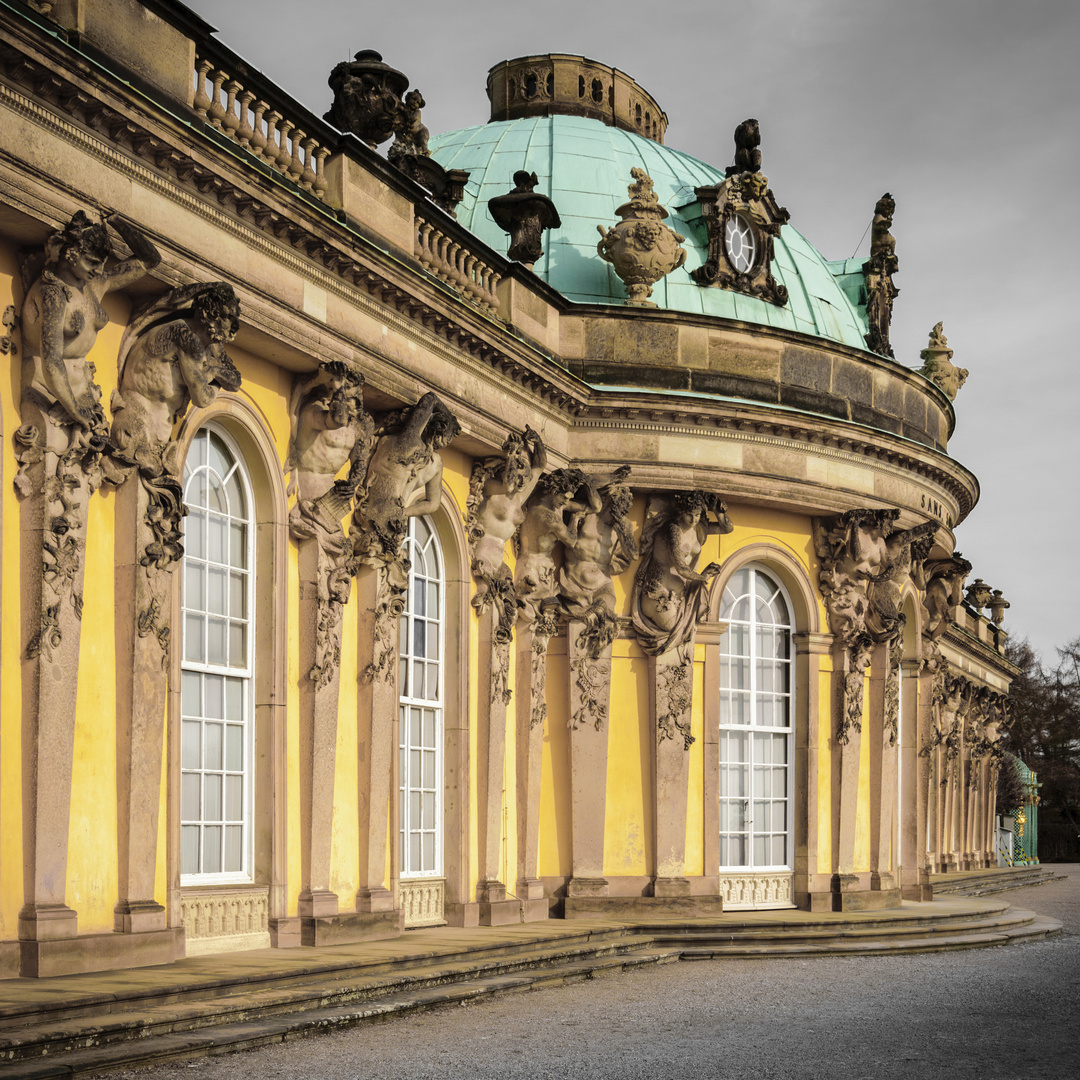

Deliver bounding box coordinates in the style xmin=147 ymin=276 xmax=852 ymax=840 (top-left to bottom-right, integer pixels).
xmin=117 ymin=866 xmax=1080 ymax=1080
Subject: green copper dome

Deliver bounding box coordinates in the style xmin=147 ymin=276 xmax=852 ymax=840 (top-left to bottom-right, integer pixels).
xmin=430 ymin=114 xmax=870 ymax=351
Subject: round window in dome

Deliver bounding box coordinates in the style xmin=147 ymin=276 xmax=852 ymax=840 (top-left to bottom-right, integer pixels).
xmin=724 ymin=212 xmax=757 ymax=274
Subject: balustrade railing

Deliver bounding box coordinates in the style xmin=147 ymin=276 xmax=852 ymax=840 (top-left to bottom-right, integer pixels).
xmin=193 ymin=55 xmax=331 ymax=200
xmin=415 ymin=215 xmax=501 ymax=315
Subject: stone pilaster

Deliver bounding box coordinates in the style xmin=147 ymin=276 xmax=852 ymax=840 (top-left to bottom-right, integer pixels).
xmin=476 ymin=605 xmax=518 ymax=924
xmin=899 ymin=659 xmax=930 ymax=899
xmin=566 ymin=625 xmax=612 ymax=901
xmin=830 ymin=641 xmax=866 ymax=908
xmin=650 ymin=651 xmax=693 ymax=896
xmin=513 ymin=615 xmax=554 ymax=921
xmin=868 ymin=643 xmax=899 ymax=901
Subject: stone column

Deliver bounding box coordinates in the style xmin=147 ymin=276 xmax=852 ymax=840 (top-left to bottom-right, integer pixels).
xmin=476 ymin=606 xmax=518 ymax=924
xmin=565 ymin=624 xmax=613 ymax=903
xmin=514 ymin=613 xmax=556 ymax=921
xmin=650 ymin=651 xmax=694 ymax=897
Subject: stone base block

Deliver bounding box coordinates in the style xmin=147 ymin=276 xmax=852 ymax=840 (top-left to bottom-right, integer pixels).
xmin=566 ymin=877 xmax=608 ymax=898
xmin=479 ymin=898 xmax=521 ymax=926
xmin=801 ymin=891 xmax=840 ymax=913
xmin=269 ymin=917 xmax=303 ymax=948
xmin=519 ymin=897 xmax=549 ymax=923
xmin=355 ymin=886 xmax=396 ymax=914
xmin=652 ymin=876 xmax=692 ymax=898
xmin=444 ymin=902 xmax=480 ymax=928
xmin=564 ymin=894 xmax=724 ymax=919
xmin=300 ymin=909 xmax=402 ymax=946
xmin=114 ymin=900 xmax=167 ymax=934
xmin=0 ymin=939 xmax=20 ymax=979
xmin=19 ymin=927 xmax=184 ymax=978
xmin=902 ymin=884 xmax=934 ymax=902
xmin=832 ymin=887 xmax=902 ymax=912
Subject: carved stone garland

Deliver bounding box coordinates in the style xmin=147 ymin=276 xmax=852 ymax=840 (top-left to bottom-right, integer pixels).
xmin=690 ymin=119 xmax=790 ymax=306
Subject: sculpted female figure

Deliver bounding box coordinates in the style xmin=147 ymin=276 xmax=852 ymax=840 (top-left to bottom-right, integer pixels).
xmin=20 ymin=210 xmax=161 ymax=449
xmin=632 ymin=490 xmax=732 ymax=658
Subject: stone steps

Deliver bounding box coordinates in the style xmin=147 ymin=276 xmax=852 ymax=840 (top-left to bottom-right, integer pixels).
xmin=0 ymin=904 xmax=1062 ymax=1077
xmin=931 ymin=867 xmax=1067 ymax=896
xmin=673 ymin=910 xmax=1061 ymax=958
xmin=0 ymin=947 xmax=676 ymax=1078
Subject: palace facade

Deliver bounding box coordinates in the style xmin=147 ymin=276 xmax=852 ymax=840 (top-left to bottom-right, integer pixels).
xmin=0 ymin=0 xmax=1016 ymax=978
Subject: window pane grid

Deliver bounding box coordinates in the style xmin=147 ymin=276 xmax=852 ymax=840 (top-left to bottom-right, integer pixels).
xmin=718 ymin=567 xmax=793 ymax=871
xmin=399 ymin=518 xmax=444 ymax=879
xmin=180 ymin=427 xmax=254 ymax=884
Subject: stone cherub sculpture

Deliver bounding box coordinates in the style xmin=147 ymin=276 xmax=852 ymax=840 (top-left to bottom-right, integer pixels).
xmin=352 ymin=390 xmax=461 ymax=574
xmin=514 ymin=468 xmax=600 ymax=626
xmin=631 ymin=490 xmax=733 ymax=658
xmin=727 ymin=118 xmax=761 ymax=176
xmin=388 ymin=89 xmax=430 ymax=162
xmin=863 ymin=193 xmax=899 ymax=358
xmin=19 ymin=210 xmax=161 ymax=453
xmin=466 ymin=425 xmax=547 ymax=641
xmin=918 ymin=322 xmax=968 ymax=401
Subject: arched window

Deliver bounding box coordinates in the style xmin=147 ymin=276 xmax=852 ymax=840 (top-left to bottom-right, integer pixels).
xmin=718 ymin=566 xmax=793 ymax=870
xmin=179 ymin=425 xmax=255 ymax=883
xmin=399 ymin=515 xmax=445 ymax=881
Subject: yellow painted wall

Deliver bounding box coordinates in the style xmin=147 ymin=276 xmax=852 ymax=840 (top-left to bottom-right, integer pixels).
xmin=600 ymin=646 xmax=651 ymax=876
xmin=539 ymin=647 xmax=571 ymax=877
xmin=0 ymin=256 xmax=22 ymax=938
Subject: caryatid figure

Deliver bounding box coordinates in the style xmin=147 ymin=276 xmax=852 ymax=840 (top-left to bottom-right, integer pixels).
xmin=466 ymin=425 xmax=546 ymax=640
xmin=632 ymin=490 xmax=733 ymax=659
xmin=352 ymin=391 xmax=461 ymax=572
xmin=20 ymin=210 xmax=161 ymax=448
xmin=285 ymin=361 xmax=372 ymax=534
xmin=515 ymin=467 xmax=599 ymax=626
xmin=559 ymin=466 xmax=637 ymax=651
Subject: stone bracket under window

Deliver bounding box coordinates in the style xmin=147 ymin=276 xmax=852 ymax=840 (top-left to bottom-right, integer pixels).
xmin=690 ymin=173 xmax=790 ymax=306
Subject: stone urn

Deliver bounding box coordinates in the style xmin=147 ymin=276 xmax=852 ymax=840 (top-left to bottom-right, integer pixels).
xmin=596 ymin=168 xmax=686 ymax=306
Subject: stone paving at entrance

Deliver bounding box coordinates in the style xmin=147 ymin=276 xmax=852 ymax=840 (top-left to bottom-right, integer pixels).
xmin=81 ymin=866 xmax=1080 ymax=1079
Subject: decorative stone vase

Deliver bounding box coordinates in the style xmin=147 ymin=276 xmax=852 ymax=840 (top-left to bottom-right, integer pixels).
xmin=596 ymin=168 xmax=686 ymax=306
xmin=917 ymin=322 xmax=968 ymax=400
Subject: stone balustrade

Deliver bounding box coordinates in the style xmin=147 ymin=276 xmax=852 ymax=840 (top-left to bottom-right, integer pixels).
xmin=193 ymin=55 xmax=331 ymax=200
xmin=415 ymin=215 xmax=501 ymax=314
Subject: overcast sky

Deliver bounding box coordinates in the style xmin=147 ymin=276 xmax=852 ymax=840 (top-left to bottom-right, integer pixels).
xmin=190 ymin=0 xmax=1080 ymax=664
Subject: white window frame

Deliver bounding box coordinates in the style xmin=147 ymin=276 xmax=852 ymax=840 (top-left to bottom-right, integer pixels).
xmin=179 ymin=422 xmax=256 ymax=887
xmin=398 ymin=515 xmax=445 ymax=880
xmin=717 ymin=564 xmax=795 ymax=872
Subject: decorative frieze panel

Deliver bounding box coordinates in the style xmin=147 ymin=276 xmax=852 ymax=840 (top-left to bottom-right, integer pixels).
xmin=718 ymin=872 xmax=794 ymax=910
xmin=180 ymin=889 xmax=270 ymax=956
xmin=400 ymin=878 xmax=446 ymax=929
